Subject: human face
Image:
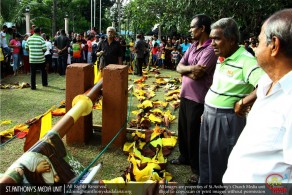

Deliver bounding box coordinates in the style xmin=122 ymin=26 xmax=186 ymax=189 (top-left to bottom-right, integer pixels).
xmin=255 ymin=22 xmax=270 ymax=71
xmin=107 ymin=29 xmax=115 ymax=38
xmin=210 ymin=28 xmax=233 ymax=58
xmin=77 ymin=34 xmax=81 ymax=41
xmin=189 ymin=18 xmax=202 ymax=40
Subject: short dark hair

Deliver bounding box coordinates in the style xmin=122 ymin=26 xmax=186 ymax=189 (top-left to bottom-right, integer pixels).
xmin=15 ymin=33 xmax=21 ymax=38
xmin=193 ymin=14 xmax=212 ymax=34
xmin=137 ymin=34 xmax=142 ymax=39
xmin=34 ymin=27 xmax=41 ymax=33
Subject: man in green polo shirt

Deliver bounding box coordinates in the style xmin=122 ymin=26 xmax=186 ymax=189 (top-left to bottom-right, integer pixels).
xmin=25 ymin=27 xmax=47 ymax=90
xmin=199 ymin=18 xmax=264 ymax=185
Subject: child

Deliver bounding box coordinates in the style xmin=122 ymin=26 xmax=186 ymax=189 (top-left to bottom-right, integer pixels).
xmin=72 ymin=38 xmax=82 ymax=63
xmin=160 ymin=48 xmax=165 ymax=69
xmin=124 ymin=45 xmax=131 ymax=66
xmin=171 ymin=46 xmax=181 ymax=70
xmin=156 ymin=47 xmax=162 ymax=68
xmin=151 ymin=43 xmax=159 ymax=67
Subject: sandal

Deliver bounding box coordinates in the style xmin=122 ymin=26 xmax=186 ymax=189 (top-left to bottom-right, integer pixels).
xmin=187 ymin=174 xmax=199 ymax=184
xmin=170 ymin=158 xmax=182 ymax=165
xmin=170 ymin=158 xmax=189 ymax=165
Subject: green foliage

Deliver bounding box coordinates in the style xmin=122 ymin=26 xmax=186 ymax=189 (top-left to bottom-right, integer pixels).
xmin=123 ymin=0 xmax=290 ymax=39
xmin=1 ymin=0 xmax=291 ymax=39
xmin=1 ymin=0 xmax=114 ymax=35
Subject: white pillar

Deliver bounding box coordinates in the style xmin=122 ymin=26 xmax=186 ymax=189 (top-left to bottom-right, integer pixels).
xmin=25 ymin=12 xmax=30 ymax=34
xmin=117 ymin=0 xmax=121 ymax=33
xmin=99 ymin=0 xmax=101 ymax=33
xmin=94 ymin=0 xmax=96 ymax=28
xmin=91 ymin=0 xmax=93 ymax=29
xmin=65 ymin=17 xmax=69 ymax=35
xmin=158 ymin=24 xmax=161 ymax=41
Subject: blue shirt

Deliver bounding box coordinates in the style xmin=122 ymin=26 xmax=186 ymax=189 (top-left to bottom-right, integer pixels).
xmin=22 ymin=40 xmax=29 ymax=56
xmin=180 ymin=43 xmax=191 ymax=53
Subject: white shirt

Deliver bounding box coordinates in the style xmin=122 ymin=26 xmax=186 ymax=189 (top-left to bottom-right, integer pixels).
xmin=0 ymin=31 xmax=8 ymax=48
xmin=223 ymin=71 xmax=292 ymax=183
xmin=9 ymin=152 xmax=57 ymax=184
xmin=44 ymin=40 xmax=52 ymax=56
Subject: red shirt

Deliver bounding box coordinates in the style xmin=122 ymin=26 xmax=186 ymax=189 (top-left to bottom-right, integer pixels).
xmin=152 ymin=47 xmax=158 ymax=55
xmin=10 ymin=39 xmax=21 ymax=54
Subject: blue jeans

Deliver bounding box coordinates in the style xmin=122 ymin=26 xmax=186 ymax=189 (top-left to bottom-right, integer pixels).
xmin=87 ymin=52 xmax=92 ymax=64
xmin=12 ymin=54 xmax=20 ymax=71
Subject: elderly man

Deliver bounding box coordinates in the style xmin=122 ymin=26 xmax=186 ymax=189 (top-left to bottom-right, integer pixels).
xmin=223 ymin=9 xmax=292 ymax=186
xmin=96 ymin=26 xmax=122 ymax=71
xmin=199 ymin=18 xmax=264 ymax=184
xmin=171 ymin=14 xmax=217 ymax=184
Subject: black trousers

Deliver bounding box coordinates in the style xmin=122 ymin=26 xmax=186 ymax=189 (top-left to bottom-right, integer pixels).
xmin=135 ymin=57 xmax=143 ymax=75
xmin=58 ymin=54 xmax=68 ymax=75
xmin=178 ymin=97 xmax=204 ymax=174
xmin=30 ymin=63 xmax=48 ymax=89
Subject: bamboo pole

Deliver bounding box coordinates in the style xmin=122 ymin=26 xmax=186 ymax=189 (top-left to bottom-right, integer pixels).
xmin=0 ymin=79 xmax=103 ymax=184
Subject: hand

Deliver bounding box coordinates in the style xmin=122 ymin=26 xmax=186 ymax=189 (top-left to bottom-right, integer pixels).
xmin=187 ymin=65 xmax=206 ymax=80
xmin=97 ymin=51 xmax=104 ymax=56
xmin=234 ymin=99 xmax=251 ymax=117
xmin=36 ymin=160 xmax=51 ymax=173
xmin=186 ymin=72 xmax=196 ymax=80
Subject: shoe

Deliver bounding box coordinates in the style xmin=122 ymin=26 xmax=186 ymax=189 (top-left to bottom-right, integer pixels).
xmin=31 ymin=87 xmax=36 ymax=90
xmin=170 ymin=158 xmax=189 ymax=165
xmin=187 ymin=174 xmax=199 ymax=184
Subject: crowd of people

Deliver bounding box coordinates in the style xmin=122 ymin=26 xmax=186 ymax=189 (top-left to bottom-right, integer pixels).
xmin=1 ymin=24 xmax=194 ymax=80
xmin=1 ymin=8 xmax=291 ymax=188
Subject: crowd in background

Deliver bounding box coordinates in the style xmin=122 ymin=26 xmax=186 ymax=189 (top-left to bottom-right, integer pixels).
xmin=1 ymin=24 xmax=258 ymax=79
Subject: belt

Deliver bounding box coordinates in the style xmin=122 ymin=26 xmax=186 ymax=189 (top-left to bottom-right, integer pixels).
xmin=204 ymin=104 xmax=234 ymax=114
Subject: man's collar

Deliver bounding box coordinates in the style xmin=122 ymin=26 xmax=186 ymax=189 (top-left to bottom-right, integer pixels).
xmin=224 ymin=46 xmax=244 ymax=61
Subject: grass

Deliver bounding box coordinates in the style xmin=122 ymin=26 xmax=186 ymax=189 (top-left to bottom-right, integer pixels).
xmin=0 ymin=68 xmax=192 ymax=183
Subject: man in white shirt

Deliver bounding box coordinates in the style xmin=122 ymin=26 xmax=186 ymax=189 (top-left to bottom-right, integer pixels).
xmin=1 ymin=25 xmax=10 ymax=57
xmin=223 ymin=9 xmax=292 ymax=191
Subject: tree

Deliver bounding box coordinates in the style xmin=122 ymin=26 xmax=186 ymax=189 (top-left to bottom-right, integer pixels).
xmin=123 ymin=0 xmax=291 ymax=40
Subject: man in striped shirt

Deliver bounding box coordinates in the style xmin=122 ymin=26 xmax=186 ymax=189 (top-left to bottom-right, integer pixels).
xmin=25 ymin=27 xmax=47 ymax=90
xmin=199 ymin=18 xmax=264 ymax=185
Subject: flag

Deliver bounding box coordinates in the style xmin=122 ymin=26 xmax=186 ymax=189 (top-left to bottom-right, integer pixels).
xmin=94 ymin=59 xmax=102 ymax=84
xmin=23 ymin=110 xmax=52 ymax=152
xmin=39 ymin=111 xmax=52 ymax=139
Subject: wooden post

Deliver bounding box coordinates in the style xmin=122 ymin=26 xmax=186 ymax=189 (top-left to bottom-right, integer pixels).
xmin=102 ymin=65 xmax=128 ymax=147
xmin=66 ymin=63 xmax=94 ymax=144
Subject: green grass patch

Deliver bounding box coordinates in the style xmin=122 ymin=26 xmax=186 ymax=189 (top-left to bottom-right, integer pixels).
xmin=0 ymin=69 xmax=192 ymax=183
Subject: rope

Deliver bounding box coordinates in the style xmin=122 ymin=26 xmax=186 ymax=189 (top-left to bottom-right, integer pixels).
xmin=73 ymin=71 xmax=135 ymax=184
xmin=0 ymin=107 xmax=56 ymax=148
xmin=0 ymin=134 xmax=19 ymax=147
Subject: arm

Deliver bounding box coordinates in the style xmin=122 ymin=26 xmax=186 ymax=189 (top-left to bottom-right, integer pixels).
xmin=177 ymin=63 xmax=206 ymax=80
xmin=234 ymin=88 xmax=257 ymax=117
xmin=176 ymin=44 xmax=216 ymax=80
